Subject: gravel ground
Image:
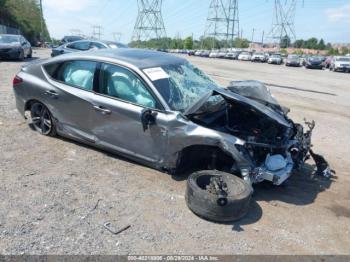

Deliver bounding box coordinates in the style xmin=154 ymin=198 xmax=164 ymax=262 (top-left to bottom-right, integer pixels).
xmin=0 ymin=49 xmax=349 ymax=255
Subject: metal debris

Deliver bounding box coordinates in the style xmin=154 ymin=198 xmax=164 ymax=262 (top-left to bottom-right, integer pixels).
xmin=103 ymin=221 xmax=131 ymax=235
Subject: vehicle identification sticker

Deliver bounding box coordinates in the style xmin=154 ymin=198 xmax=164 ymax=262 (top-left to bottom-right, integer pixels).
xmin=143 ymin=67 xmax=169 ymax=81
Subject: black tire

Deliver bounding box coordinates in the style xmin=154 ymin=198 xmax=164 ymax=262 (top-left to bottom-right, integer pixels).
xmin=27 ymin=48 xmax=32 ymax=58
xmin=18 ymin=49 xmax=25 ymax=61
xmin=30 ymin=102 xmax=56 ymax=136
xmin=185 ymin=170 xmax=252 ymax=222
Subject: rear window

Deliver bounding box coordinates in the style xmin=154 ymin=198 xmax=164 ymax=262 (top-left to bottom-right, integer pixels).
xmin=43 ymin=63 xmax=61 ymax=77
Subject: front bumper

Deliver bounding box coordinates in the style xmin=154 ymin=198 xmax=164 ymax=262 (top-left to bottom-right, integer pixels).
xmin=0 ymin=48 xmax=21 ymax=59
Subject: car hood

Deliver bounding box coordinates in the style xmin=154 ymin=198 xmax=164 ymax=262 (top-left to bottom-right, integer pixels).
xmin=0 ymin=43 xmax=20 ymax=49
xmin=184 ymin=85 xmax=291 ymax=128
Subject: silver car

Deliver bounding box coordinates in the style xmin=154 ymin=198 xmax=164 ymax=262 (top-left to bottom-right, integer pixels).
xmin=13 ymin=49 xmax=316 ymax=186
xmin=0 ymin=34 xmax=32 ymax=60
xmin=51 ymin=39 xmax=128 ymax=57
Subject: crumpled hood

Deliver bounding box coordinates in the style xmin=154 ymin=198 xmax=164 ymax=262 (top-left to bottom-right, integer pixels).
xmin=185 ymin=87 xmax=292 ymax=128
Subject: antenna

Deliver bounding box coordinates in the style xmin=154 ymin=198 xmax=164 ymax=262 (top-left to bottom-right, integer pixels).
xmin=203 ymin=0 xmax=240 ymax=49
xmin=268 ymin=0 xmax=297 ymax=46
xmin=131 ymin=0 xmax=167 ymax=42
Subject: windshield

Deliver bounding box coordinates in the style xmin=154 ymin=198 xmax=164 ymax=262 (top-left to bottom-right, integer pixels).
xmin=149 ymin=62 xmax=221 ymax=112
xmin=0 ymin=35 xmax=20 ymax=44
xmin=288 ymin=55 xmax=299 ymax=59
xmin=108 ymin=42 xmax=128 ymax=49
xmin=336 ymin=57 xmax=350 ymax=62
xmin=241 ymin=52 xmax=250 ymax=55
xmin=271 ymin=54 xmax=281 ymax=58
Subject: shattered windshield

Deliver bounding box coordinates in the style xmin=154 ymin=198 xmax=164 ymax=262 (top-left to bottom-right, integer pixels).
xmin=149 ymin=62 xmax=221 ymax=112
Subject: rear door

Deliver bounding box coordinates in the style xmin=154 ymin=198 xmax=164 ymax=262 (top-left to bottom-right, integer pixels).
xmin=89 ymin=62 xmax=169 ymax=163
xmin=43 ymin=60 xmax=100 ymax=143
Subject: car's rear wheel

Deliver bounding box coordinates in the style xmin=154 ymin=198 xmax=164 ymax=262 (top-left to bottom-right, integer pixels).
xmin=185 ymin=170 xmax=252 ymax=222
xmin=30 ymin=102 xmax=56 ymax=136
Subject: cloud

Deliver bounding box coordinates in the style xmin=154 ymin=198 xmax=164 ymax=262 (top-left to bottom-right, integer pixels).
xmin=43 ymin=0 xmax=94 ymax=12
xmin=326 ymin=4 xmax=350 ymax=23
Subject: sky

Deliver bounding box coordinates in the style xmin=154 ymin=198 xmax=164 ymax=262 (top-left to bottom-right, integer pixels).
xmin=42 ymin=0 xmax=350 ymax=44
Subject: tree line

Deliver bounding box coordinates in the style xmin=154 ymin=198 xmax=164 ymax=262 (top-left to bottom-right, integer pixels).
xmin=0 ymin=0 xmax=50 ymax=43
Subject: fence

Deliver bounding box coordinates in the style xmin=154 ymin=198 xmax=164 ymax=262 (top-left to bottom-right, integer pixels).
xmin=0 ymin=24 xmax=21 ymax=35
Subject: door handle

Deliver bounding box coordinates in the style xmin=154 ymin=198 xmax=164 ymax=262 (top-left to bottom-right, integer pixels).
xmin=44 ymin=90 xmax=58 ymax=98
xmin=93 ymin=105 xmax=111 ymax=115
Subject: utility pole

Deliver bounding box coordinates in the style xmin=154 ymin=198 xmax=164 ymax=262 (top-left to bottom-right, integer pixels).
xmin=39 ymin=0 xmax=44 ymax=42
xmin=131 ymin=0 xmax=167 ymax=46
xmin=250 ymin=28 xmax=255 ymax=49
xmin=261 ymin=30 xmax=265 ymax=45
xmin=268 ymin=0 xmax=297 ymax=46
xmin=92 ymin=25 xmax=103 ymax=40
xmin=203 ymin=0 xmax=240 ymax=49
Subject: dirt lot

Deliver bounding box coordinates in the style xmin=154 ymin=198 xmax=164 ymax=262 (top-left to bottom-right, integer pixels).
xmin=0 ymin=49 xmax=349 ymax=255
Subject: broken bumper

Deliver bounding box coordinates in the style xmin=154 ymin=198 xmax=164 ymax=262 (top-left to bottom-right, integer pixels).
xmin=252 ymin=153 xmax=294 ymax=185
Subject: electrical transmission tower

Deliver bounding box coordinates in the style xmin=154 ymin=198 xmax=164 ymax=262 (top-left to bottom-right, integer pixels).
xmin=268 ymin=0 xmax=297 ymax=46
xmin=92 ymin=25 xmax=103 ymax=40
xmin=131 ymin=0 xmax=167 ymax=42
xmin=113 ymin=32 xmax=123 ymax=42
xmin=203 ymin=0 xmax=240 ymax=49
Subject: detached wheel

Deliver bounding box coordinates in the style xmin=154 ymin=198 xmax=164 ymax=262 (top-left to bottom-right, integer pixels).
xmin=185 ymin=170 xmax=252 ymax=222
xmin=30 ymin=102 xmax=56 ymax=136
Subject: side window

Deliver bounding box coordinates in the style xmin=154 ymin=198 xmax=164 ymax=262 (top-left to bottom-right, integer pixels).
xmin=67 ymin=41 xmax=90 ymax=51
xmin=55 ymin=60 xmax=97 ymax=91
xmin=90 ymin=42 xmax=106 ymax=49
xmin=99 ymin=63 xmax=157 ymax=108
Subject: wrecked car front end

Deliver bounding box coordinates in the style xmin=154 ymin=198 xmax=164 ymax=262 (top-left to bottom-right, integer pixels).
xmin=184 ymin=80 xmax=315 ymax=186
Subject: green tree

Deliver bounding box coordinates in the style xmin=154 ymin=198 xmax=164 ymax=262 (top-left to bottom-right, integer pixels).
xmin=183 ymin=36 xmax=193 ymax=50
xmin=280 ymin=35 xmax=291 ymax=48
xmin=233 ymin=38 xmax=249 ymax=48
xmin=318 ymin=39 xmax=326 ymax=50
xmin=293 ymin=39 xmax=305 ymax=48
xmin=0 ymin=0 xmax=50 ymax=43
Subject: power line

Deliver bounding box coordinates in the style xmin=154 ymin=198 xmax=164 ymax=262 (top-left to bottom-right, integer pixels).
xmin=131 ymin=0 xmax=167 ymax=42
xmin=203 ymin=0 xmax=240 ymax=48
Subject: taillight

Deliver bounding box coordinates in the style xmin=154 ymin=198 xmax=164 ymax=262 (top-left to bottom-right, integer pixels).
xmin=13 ymin=75 xmax=23 ymax=86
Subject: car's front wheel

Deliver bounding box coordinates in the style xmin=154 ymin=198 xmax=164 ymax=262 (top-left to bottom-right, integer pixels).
xmin=27 ymin=48 xmax=32 ymax=58
xmin=30 ymin=102 xmax=56 ymax=136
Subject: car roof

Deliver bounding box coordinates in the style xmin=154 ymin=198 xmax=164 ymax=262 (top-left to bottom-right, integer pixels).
xmin=0 ymin=34 xmax=21 ymax=37
xmin=52 ymin=48 xmax=187 ymax=69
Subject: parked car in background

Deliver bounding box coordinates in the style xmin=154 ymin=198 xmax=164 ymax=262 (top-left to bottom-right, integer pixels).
xmin=251 ymin=52 xmax=267 ymax=62
xmin=238 ymin=51 xmax=252 ymax=61
xmin=51 ymin=39 xmax=128 ymax=57
xmin=0 ymin=34 xmax=32 ymax=60
xmin=209 ymin=50 xmax=219 ymax=58
xmin=330 ymin=56 xmax=350 ymax=72
xmin=60 ymin=35 xmax=84 ymax=45
xmin=217 ymin=50 xmax=227 ymax=59
xmin=285 ymin=55 xmax=301 ymax=67
xmin=303 ymin=56 xmax=324 ymax=69
xmin=225 ymin=51 xmax=240 ymax=60
xmin=200 ymin=50 xmax=210 ymax=57
xmin=267 ymin=54 xmax=282 ymax=65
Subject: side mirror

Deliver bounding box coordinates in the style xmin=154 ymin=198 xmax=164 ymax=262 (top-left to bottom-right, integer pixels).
xmin=141 ymin=109 xmax=158 ymax=132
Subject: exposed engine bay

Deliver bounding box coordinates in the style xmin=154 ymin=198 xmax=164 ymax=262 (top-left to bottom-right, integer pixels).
xmin=187 ymin=80 xmax=332 ymax=185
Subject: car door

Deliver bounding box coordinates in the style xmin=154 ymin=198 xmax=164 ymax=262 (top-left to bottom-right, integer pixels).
xmin=89 ymin=62 xmax=169 ymax=164
xmin=43 ymin=60 xmax=100 ymax=143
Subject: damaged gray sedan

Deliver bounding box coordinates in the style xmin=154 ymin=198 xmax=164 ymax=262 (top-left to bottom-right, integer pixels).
xmin=13 ymin=49 xmax=318 ymax=187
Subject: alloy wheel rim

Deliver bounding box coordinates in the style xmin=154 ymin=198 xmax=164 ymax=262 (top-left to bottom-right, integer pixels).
xmin=31 ymin=103 xmax=52 ymax=135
